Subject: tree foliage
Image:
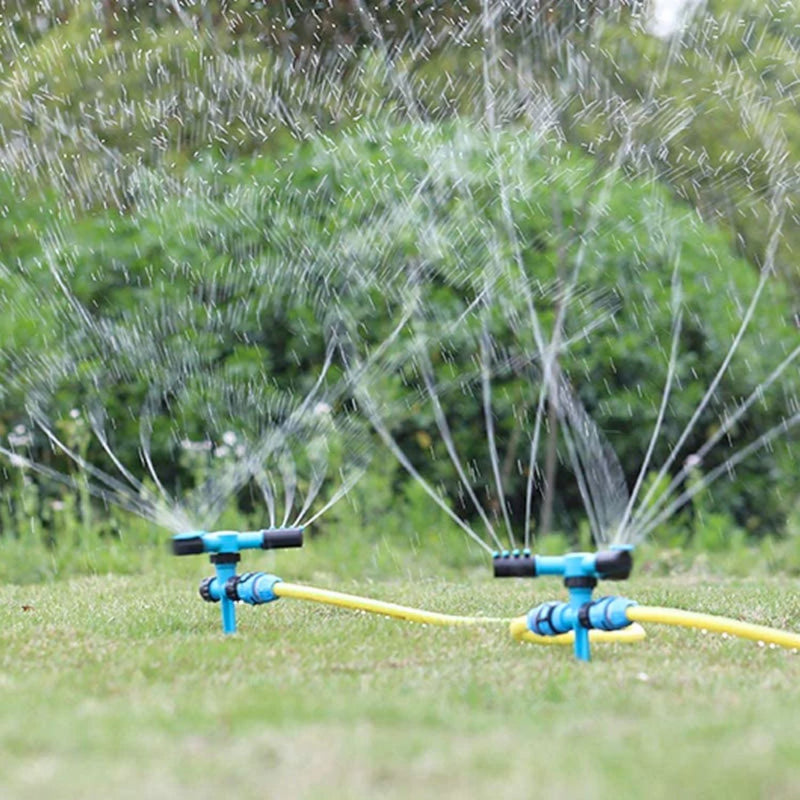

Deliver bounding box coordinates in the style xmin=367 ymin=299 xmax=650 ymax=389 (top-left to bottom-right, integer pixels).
xmin=2 ymin=122 xmax=797 ymax=538
xmin=1 ymin=1 xmax=799 ymax=542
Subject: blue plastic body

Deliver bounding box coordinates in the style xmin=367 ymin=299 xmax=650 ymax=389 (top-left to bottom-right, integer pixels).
xmin=202 ymin=572 xmax=283 ymax=605
xmin=494 ymin=545 xmax=635 ymax=661
xmin=173 ymin=528 xmax=301 ymax=634
xmin=218 ymin=560 xmax=239 ymax=634
xmin=526 ymin=596 xmax=637 ymax=641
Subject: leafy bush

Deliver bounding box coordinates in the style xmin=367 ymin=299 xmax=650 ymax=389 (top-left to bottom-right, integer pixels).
xmin=1 ymin=121 xmax=797 ymax=547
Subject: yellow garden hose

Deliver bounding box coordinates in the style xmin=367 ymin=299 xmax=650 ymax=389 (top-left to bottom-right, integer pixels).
xmin=508 ymin=604 xmax=800 ymax=649
xmin=509 ymin=615 xmax=647 ymax=646
xmin=274 ymin=581 xmax=509 ymax=626
xmin=232 ymin=570 xmax=800 ymax=653
xmin=274 ymin=581 xmax=646 ymax=645
xmin=627 ymin=605 xmax=800 ymax=650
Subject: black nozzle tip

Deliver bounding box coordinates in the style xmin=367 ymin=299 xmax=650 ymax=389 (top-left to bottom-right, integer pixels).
xmin=595 ymin=548 xmax=633 ymax=580
xmin=172 ymin=535 xmax=205 ymax=556
xmin=493 ymin=550 xmax=537 ymax=578
xmin=261 ymin=527 xmax=304 ymax=550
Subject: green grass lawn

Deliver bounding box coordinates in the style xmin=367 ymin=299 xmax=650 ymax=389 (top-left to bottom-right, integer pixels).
xmin=1 ymin=550 xmax=800 ymax=799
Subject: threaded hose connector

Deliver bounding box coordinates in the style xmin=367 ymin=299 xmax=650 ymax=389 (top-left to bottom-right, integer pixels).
xmin=527 ymin=601 xmax=572 ymax=636
xmin=199 ymin=577 xmax=219 ymax=603
xmin=234 ymin=572 xmax=282 ymax=605
xmin=577 ymin=596 xmax=637 ymax=630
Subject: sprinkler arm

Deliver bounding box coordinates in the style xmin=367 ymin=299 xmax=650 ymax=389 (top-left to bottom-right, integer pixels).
xmin=172 ymin=527 xmax=304 ymax=556
xmin=492 ymin=546 xmax=632 ymax=581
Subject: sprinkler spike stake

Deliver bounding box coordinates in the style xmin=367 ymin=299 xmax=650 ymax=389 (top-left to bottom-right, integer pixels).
xmin=172 ymin=528 xmax=303 ymax=634
xmin=493 ymin=545 xmax=635 ymax=661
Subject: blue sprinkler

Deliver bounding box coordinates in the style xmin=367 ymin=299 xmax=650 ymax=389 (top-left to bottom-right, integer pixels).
xmin=493 ymin=545 xmax=636 ymax=662
xmin=172 ymin=528 xmax=303 ymax=634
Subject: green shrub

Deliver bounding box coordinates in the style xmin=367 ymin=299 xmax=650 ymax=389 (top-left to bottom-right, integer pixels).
xmin=1 ymin=121 xmax=797 ymax=549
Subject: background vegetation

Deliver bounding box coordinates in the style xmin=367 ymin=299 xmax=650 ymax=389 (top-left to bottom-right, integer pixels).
xmin=1 ymin=0 xmax=800 ymax=572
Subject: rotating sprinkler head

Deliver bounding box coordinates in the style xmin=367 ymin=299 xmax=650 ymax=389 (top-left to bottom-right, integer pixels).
xmin=493 ymin=545 xmax=635 ymax=662
xmin=172 ymin=528 xmax=303 ymax=634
